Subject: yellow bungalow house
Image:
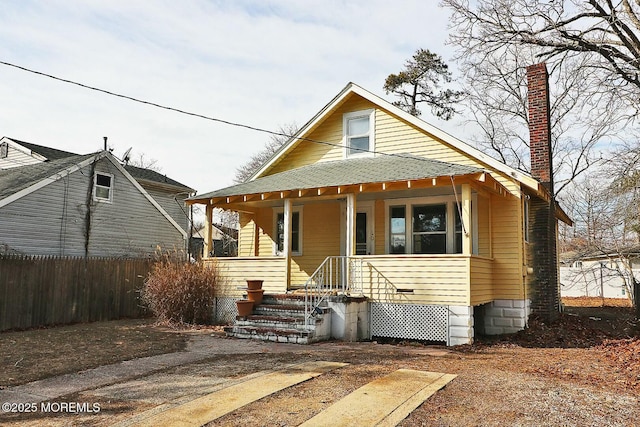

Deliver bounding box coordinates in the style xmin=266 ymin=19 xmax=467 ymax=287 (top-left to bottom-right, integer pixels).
xmin=188 ymin=63 xmax=570 ymax=345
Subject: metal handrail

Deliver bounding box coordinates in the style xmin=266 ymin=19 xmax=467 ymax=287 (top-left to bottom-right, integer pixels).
xmin=304 ymin=256 xmax=362 ymax=327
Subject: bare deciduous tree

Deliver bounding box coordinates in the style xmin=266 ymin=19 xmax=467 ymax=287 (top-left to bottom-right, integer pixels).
xmin=559 ymin=171 xmax=639 ymax=310
xmin=442 ymin=0 xmax=640 ymax=193
xmin=234 ymin=123 xmax=298 ymax=184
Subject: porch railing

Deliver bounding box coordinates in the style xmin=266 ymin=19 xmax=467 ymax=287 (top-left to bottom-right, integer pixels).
xmin=303 ymin=256 xmax=365 ymax=327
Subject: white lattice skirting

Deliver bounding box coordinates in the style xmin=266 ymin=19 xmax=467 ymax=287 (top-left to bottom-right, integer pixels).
xmin=371 ymin=303 xmax=449 ymax=342
xmin=213 ymin=297 xmax=239 ymax=324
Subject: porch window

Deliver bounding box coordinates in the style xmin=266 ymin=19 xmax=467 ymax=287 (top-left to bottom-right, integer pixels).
xmin=412 ymin=204 xmax=447 ymax=254
xmin=386 ymin=196 xmax=474 ymax=255
xmin=344 ymin=109 xmax=375 ymax=158
xmin=93 ymin=173 xmax=113 ymax=202
xmin=389 ymin=206 xmax=406 ymax=254
xmin=275 ymin=209 xmax=301 ymax=255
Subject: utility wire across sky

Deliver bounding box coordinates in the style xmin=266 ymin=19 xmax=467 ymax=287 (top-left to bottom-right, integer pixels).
xmin=0 ymin=59 xmax=454 ymax=162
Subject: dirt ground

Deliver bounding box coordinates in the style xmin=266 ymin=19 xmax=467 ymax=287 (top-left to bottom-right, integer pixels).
xmin=1 ymin=298 xmax=639 ymax=426
xmin=0 ymin=319 xmax=187 ymax=388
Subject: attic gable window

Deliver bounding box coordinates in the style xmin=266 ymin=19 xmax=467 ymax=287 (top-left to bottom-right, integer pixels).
xmin=344 ymin=109 xmax=375 ymax=158
xmin=93 ymin=173 xmax=113 ymax=202
xmin=0 ymin=142 xmax=7 ymax=158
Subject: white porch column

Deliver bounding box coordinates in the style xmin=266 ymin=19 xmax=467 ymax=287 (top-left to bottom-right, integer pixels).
xmin=204 ymin=204 xmax=213 ymax=258
xmin=462 ymin=184 xmax=472 ymax=255
xmin=345 ymin=193 xmax=356 ymax=256
xmin=283 ymin=198 xmax=292 ymax=288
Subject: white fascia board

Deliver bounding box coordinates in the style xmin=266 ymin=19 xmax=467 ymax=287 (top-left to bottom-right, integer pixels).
xmin=1 ymin=137 xmax=48 ymax=161
xmin=106 ymin=154 xmax=188 ymax=238
xmin=0 ymin=152 xmax=106 ymax=209
xmin=250 ymin=83 xmax=541 ymax=194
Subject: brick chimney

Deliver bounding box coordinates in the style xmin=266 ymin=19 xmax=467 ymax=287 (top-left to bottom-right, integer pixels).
xmin=526 ymin=62 xmax=559 ymax=322
xmin=526 ymin=63 xmax=553 ymax=195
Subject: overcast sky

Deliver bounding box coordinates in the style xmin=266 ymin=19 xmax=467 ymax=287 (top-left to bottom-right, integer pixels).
xmin=0 ymin=1 xmax=467 ymax=200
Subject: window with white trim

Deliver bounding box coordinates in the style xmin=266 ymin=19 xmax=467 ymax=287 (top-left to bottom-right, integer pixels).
xmin=412 ymin=204 xmax=448 ymax=254
xmin=343 ymin=109 xmax=375 ymax=158
xmin=93 ymin=173 xmax=113 ymax=202
xmin=274 ymin=207 xmax=302 ymax=256
xmin=386 ymin=195 xmax=476 ymax=255
xmin=0 ymin=142 xmax=8 ymax=159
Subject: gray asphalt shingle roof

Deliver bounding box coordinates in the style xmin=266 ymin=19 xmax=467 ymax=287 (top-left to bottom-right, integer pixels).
xmin=2 ymin=137 xmax=193 ymax=192
xmin=5 ymin=138 xmax=80 ymax=160
xmin=193 ymin=154 xmax=482 ymax=200
xmin=0 ymin=153 xmax=96 ymax=200
xmin=124 ymin=164 xmax=194 ymax=192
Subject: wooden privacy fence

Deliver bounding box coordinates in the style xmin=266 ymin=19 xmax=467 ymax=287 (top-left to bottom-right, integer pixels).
xmin=0 ymin=255 xmax=155 ymax=331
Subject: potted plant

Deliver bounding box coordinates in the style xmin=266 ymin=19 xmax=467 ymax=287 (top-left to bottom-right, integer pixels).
xmin=246 ymin=279 xmax=264 ymax=290
xmin=235 ymin=299 xmax=254 ymax=317
xmin=246 ymin=289 xmax=264 ymax=305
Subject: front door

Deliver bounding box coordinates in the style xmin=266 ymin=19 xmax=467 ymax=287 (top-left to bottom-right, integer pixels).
xmin=355 ymin=203 xmax=374 ymax=255
xmin=340 ymin=200 xmax=375 ymax=256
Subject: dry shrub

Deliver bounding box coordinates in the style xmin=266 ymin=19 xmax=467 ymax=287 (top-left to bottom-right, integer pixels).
xmin=141 ymin=260 xmax=219 ymax=325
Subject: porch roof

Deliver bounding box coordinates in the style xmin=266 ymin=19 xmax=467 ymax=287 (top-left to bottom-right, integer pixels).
xmin=189 ymin=154 xmax=484 ymax=204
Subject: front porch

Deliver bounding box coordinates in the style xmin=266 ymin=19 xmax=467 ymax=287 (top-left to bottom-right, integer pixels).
xmin=206 ymin=254 xmax=494 ymax=307
xmin=188 ymin=155 xmax=527 ymax=345
xmin=205 ymin=254 xmax=501 ymax=345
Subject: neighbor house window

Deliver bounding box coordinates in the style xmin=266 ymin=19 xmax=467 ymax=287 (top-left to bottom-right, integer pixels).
xmin=0 ymin=142 xmax=7 ymax=158
xmin=275 ymin=208 xmax=302 ymax=256
xmin=93 ymin=173 xmax=113 ymax=202
xmin=344 ymin=109 xmax=375 ymax=157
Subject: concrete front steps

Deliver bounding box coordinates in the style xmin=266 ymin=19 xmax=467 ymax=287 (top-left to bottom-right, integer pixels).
xmin=224 ymin=294 xmax=331 ymax=344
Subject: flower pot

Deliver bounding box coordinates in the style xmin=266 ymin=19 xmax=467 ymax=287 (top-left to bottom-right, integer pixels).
xmin=246 ymin=289 xmax=264 ymax=305
xmin=246 ymin=280 xmax=264 ymax=290
xmin=236 ymin=300 xmax=254 ymax=317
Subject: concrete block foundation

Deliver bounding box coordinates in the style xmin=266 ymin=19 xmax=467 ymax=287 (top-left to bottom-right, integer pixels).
xmin=478 ymin=299 xmax=530 ymax=335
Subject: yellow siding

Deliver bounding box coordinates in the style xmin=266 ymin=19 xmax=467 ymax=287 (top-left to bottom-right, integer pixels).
xmin=206 ymin=257 xmax=287 ymax=297
xmin=374 ymin=109 xmax=519 ymax=194
xmin=238 ymin=212 xmax=256 ymax=256
xmin=290 ymin=202 xmax=341 ymax=285
xmin=264 ymin=93 xmax=520 ymax=195
xmin=359 ymin=255 xmax=471 ymax=306
xmin=470 ymin=256 xmax=493 ymax=305
xmin=267 ymin=97 xmax=373 ymax=174
xmin=477 ymin=194 xmax=491 ymax=257
xmin=490 ymin=195 xmax=525 ymax=300
xmin=255 ymin=207 xmax=274 ymax=256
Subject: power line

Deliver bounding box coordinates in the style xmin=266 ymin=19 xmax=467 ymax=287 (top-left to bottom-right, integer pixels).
xmin=0 ymin=60 xmax=341 ymax=150
xmin=0 ymin=59 xmax=435 ymax=161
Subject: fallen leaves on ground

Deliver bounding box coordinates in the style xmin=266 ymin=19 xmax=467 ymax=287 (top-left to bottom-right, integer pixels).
xmin=463 ymin=305 xmax=640 ymax=394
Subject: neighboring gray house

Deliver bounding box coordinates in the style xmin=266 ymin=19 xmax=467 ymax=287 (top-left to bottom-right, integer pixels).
xmin=0 ymin=137 xmax=194 ymax=257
